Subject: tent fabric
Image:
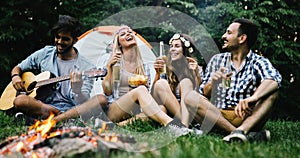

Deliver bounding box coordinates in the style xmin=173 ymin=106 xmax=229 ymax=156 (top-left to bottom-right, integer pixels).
xmin=74 ymin=26 xmax=156 ymax=97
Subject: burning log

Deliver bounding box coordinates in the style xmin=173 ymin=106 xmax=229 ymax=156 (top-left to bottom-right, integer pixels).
xmin=52 ymin=138 xmax=95 ymax=157
xmin=0 ymin=114 xmax=136 ymax=157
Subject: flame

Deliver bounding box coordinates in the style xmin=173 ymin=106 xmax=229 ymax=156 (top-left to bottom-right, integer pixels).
xmin=26 ymin=135 xmax=38 ymax=143
xmin=102 ymin=134 xmax=119 ymax=142
xmin=28 ymin=113 xmax=56 ymax=137
xmin=16 ymin=142 xmax=29 ymax=153
xmin=16 ymin=142 xmax=25 ymax=151
xmin=48 ymin=130 xmax=62 ymax=138
xmin=31 ymin=152 xmax=38 ymax=158
xmin=98 ymin=122 xmax=107 ymax=135
xmin=110 ymin=135 xmax=119 ymax=142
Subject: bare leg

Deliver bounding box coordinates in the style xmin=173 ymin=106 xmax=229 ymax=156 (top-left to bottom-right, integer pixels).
xmin=14 ymin=94 xmax=60 ymax=119
xmin=179 ymin=78 xmax=194 ymax=127
xmin=107 ymin=86 xmax=172 ymax=126
xmin=117 ymin=105 xmax=167 ymax=126
xmin=237 ymin=91 xmax=279 ymax=134
xmin=185 ymin=91 xmax=236 ymax=133
xmin=152 ymin=79 xmax=181 ymax=119
xmin=53 ymin=94 xmax=108 ymax=122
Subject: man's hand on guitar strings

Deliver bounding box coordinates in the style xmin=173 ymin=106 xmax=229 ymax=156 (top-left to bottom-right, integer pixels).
xmin=70 ymin=71 xmax=83 ymax=94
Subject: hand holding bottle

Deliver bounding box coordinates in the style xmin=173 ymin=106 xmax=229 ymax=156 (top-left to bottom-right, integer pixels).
xmin=158 ymin=41 xmax=166 ymax=74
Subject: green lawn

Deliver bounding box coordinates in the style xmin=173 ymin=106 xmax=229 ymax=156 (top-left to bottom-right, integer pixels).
xmin=0 ymin=111 xmax=299 ymax=158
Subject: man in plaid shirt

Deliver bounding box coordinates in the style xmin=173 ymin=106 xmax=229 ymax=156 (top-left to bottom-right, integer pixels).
xmin=185 ymin=18 xmax=282 ymax=142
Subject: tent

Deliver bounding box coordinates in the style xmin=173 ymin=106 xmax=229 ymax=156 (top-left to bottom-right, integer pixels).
xmin=74 ymin=26 xmax=157 ymax=97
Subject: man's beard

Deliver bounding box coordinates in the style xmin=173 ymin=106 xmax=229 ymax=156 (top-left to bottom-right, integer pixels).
xmin=222 ymin=44 xmax=239 ymax=52
xmin=56 ymin=44 xmax=73 ymax=55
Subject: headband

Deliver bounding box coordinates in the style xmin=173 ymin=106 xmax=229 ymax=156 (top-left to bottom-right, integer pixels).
xmin=169 ymin=34 xmax=194 ymax=53
xmin=115 ymin=25 xmax=131 ymax=34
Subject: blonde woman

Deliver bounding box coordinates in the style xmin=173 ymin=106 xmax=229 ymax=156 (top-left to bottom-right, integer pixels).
xmin=152 ymin=34 xmax=202 ymax=127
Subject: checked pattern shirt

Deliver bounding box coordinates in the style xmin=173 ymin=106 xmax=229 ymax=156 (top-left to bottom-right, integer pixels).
xmin=199 ymin=51 xmax=282 ymax=109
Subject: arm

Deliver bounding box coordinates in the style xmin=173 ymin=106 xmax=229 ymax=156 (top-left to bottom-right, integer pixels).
xmin=102 ymin=63 xmax=114 ymax=96
xmin=235 ymin=56 xmax=282 ymax=119
xmin=194 ymin=66 xmax=202 ymax=89
xmin=102 ymin=50 xmax=122 ymax=96
xmin=202 ymin=81 xmax=213 ymax=97
xmin=186 ymin=57 xmax=202 ymax=89
xmin=11 ymin=66 xmax=25 ymax=91
xmin=70 ymin=71 xmax=91 ymax=104
xmin=152 ymin=57 xmax=165 ymax=85
xmin=202 ymin=67 xmax=228 ymax=97
xmin=235 ymin=79 xmax=279 ymax=119
xmin=153 ymin=72 xmax=161 ymax=85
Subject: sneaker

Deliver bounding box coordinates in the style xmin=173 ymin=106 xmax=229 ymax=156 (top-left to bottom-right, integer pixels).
xmin=190 ymin=123 xmax=203 ymax=136
xmin=247 ymin=130 xmax=271 ymax=142
xmin=193 ymin=128 xmax=203 ymax=135
xmin=14 ymin=112 xmax=25 ymax=122
xmin=14 ymin=112 xmax=37 ymax=125
xmin=223 ymin=130 xmax=248 ymax=143
xmin=165 ymin=118 xmax=193 ymax=136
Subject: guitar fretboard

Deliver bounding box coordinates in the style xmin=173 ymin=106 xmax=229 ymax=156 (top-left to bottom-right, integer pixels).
xmin=36 ymin=75 xmax=70 ymax=87
xmin=35 ymin=69 xmax=106 ymax=88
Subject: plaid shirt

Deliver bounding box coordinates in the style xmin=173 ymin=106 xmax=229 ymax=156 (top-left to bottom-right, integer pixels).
xmin=199 ymin=51 xmax=282 ymax=109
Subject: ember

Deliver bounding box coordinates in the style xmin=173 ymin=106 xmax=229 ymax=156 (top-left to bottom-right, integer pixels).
xmin=0 ymin=114 xmax=135 ymax=157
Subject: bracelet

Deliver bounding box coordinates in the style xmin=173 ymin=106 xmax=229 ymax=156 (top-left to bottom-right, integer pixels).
xmin=11 ymin=74 xmax=20 ymax=78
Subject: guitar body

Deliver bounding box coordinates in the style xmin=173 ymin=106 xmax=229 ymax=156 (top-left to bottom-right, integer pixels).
xmin=0 ymin=71 xmax=51 ymax=110
xmin=0 ymin=68 xmax=107 ymax=110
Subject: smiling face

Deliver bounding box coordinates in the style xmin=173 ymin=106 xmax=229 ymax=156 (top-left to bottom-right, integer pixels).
xmin=169 ymin=39 xmax=184 ymax=61
xmin=55 ymin=31 xmax=76 ymax=54
xmin=117 ymin=28 xmax=137 ymax=49
xmin=221 ymin=22 xmax=241 ymax=51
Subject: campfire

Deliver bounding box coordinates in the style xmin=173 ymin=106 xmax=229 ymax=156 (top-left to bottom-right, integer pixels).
xmin=0 ymin=113 xmax=136 ymax=157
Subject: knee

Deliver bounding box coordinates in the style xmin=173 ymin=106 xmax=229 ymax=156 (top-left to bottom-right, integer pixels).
xmin=95 ymin=94 xmax=108 ymax=107
xmin=261 ymin=90 xmax=279 ymax=105
xmin=270 ymin=91 xmax=279 ymax=101
xmin=184 ymin=91 xmax=204 ymax=108
xmin=153 ymin=79 xmax=169 ymax=92
xmin=13 ymin=94 xmax=28 ymax=109
xmin=160 ymin=105 xmax=167 ymax=113
xmin=180 ymin=78 xmax=193 ymax=86
xmin=135 ymin=85 xmax=148 ymax=93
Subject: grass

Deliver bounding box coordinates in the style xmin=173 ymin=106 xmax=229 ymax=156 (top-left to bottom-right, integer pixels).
xmin=0 ymin=111 xmax=299 ymax=158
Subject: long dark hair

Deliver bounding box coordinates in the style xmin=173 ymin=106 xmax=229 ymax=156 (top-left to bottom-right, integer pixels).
xmin=166 ymin=34 xmax=198 ymax=94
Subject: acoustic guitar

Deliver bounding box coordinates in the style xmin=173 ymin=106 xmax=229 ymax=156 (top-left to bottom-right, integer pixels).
xmin=0 ymin=68 xmax=107 ymax=110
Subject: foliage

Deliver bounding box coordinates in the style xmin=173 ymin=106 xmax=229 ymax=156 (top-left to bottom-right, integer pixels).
xmin=0 ymin=111 xmax=27 ymax=139
xmin=102 ymin=119 xmax=300 ymax=158
xmin=195 ymin=0 xmax=300 ymax=120
xmin=0 ymin=112 xmax=299 ymax=158
xmin=0 ymin=0 xmax=299 ymax=120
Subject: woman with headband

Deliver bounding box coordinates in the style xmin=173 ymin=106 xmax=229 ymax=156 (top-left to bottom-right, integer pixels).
xmin=153 ymin=33 xmax=202 ymax=127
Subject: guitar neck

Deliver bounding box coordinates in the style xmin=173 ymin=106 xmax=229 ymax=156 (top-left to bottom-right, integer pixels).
xmin=34 ymin=69 xmax=106 ymax=88
xmin=36 ymin=75 xmax=70 ymax=87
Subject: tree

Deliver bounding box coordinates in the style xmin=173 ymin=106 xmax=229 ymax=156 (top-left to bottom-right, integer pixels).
xmin=197 ymin=0 xmax=300 ymax=120
xmin=0 ymin=0 xmax=299 ymax=120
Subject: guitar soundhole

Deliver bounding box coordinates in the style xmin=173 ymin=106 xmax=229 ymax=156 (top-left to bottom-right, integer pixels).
xmin=27 ymin=81 xmax=37 ymax=91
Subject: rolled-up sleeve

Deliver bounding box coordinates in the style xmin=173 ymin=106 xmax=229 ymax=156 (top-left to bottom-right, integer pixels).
xmin=255 ymin=57 xmax=282 ymax=87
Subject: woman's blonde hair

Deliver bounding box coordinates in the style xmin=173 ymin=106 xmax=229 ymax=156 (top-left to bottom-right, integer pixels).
xmin=112 ymin=26 xmax=145 ymax=75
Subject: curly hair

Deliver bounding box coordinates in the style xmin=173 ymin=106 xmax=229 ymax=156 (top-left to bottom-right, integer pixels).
xmin=167 ymin=34 xmax=198 ymax=94
xmin=50 ymin=15 xmax=82 ymax=39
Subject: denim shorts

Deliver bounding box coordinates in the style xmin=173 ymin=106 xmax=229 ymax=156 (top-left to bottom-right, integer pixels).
xmin=49 ymin=102 xmax=74 ymax=113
